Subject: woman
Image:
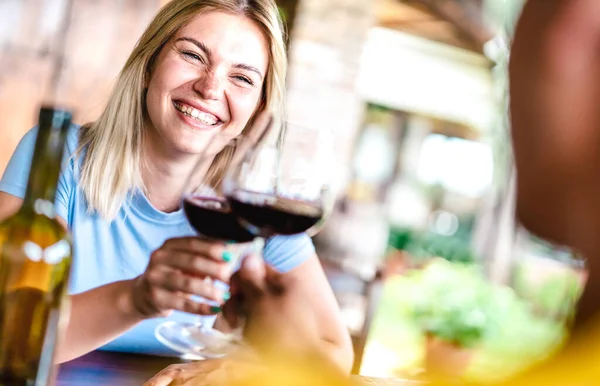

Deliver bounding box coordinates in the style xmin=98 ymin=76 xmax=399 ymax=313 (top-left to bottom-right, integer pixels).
xmin=0 ymin=0 xmax=352 ymax=371
xmin=150 ymin=0 xmax=600 ymax=383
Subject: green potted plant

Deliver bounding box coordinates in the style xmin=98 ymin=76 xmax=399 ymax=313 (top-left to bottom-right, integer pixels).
xmin=405 ymin=260 xmax=491 ymax=378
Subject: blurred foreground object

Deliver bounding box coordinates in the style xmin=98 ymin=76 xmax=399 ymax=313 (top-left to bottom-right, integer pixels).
xmin=0 ymin=107 xmax=73 ymax=385
xmin=509 ymin=0 xmax=600 ymax=327
xmin=166 ymin=325 xmax=600 ymax=386
xmin=234 ymin=320 xmax=600 ymax=385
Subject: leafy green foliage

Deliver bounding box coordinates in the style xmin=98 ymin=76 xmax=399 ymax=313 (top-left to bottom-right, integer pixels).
xmin=387 ymin=227 xmax=476 ymax=265
xmin=403 ymin=260 xmax=491 ymax=348
xmin=367 ymin=259 xmax=568 ymax=381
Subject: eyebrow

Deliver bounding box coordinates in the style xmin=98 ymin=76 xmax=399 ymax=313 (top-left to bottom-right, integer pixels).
xmin=233 ymin=63 xmax=263 ymax=80
xmin=175 ymin=36 xmax=264 ymax=80
xmin=176 ymin=37 xmax=211 ymax=57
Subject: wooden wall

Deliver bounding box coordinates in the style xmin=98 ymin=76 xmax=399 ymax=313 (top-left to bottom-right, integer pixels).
xmin=0 ymin=0 xmax=165 ymax=175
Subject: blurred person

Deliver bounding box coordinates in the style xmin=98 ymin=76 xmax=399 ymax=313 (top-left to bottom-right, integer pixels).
xmin=509 ymin=0 xmax=600 ymax=329
xmin=0 ymin=0 xmax=352 ymax=370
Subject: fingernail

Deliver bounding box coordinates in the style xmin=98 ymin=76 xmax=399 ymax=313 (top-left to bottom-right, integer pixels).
xmin=223 ymin=292 xmax=231 ymax=301
xmin=210 ymin=306 xmax=222 ymax=313
xmin=221 ymin=250 xmax=233 ymax=262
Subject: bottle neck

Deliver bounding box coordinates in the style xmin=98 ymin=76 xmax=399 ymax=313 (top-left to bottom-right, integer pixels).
xmin=22 ymin=107 xmax=72 ymax=215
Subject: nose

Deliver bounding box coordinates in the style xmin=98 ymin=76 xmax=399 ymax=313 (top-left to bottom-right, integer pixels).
xmin=193 ymin=70 xmax=223 ymax=100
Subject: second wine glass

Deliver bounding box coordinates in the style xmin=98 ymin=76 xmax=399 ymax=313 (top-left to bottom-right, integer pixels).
xmin=223 ymin=120 xmax=335 ymax=239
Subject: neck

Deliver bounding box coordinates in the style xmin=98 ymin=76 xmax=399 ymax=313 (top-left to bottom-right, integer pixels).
xmin=141 ymin=130 xmax=210 ymax=213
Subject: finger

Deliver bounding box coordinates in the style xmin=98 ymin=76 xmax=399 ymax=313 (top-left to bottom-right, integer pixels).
xmin=237 ymin=254 xmax=267 ymax=299
xmin=143 ymin=374 xmax=172 ymax=386
xmin=162 ymin=237 xmax=230 ymax=262
xmin=153 ymin=250 xmax=231 ymax=282
xmin=143 ymin=366 xmax=181 ymax=386
xmin=147 ymin=266 xmax=227 ymax=303
xmin=150 ymin=287 xmax=223 ymax=315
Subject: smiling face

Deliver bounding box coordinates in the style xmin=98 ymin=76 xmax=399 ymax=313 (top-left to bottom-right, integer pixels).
xmin=144 ymin=10 xmax=269 ymax=157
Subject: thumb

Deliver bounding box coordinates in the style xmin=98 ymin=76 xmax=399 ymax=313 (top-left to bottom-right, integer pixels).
xmin=238 ymin=254 xmax=267 ymax=298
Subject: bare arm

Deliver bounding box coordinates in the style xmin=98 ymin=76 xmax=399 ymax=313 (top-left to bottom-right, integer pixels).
xmin=217 ymin=254 xmax=354 ymax=372
xmin=510 ymin=0 xmax=600 ymax=327
xmin=56 ymin=280 xmax=147 ymax=363
xmin=269 ymin=254 xmax=354 ymax=372
xmin=0 ymin=192 xmax=22 ymax=220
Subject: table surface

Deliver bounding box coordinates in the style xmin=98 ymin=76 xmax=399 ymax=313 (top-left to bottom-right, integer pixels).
xmin=56 ymin=351 xmax=416 ymax=386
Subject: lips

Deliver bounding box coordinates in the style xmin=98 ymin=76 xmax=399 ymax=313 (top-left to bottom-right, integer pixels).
xmin=173 ymin=101 xmax=222 ymax=126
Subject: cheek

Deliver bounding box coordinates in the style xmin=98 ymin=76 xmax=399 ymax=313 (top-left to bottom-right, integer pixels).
xmin=147 ymin=59 xmax=194 ymax=109
xmin=145 ymin=86 xmax=161 ymax=115
xmin=229 ymin=89 xmax=262 ymax=123
xmin=145 ymin=75 xmax=169 ymax=120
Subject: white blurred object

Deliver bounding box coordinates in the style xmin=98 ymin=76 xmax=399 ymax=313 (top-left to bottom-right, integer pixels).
xmin=385 ymin=177 xmax=430 ymax=230
xmin=358 ymin=28 xmax=494 ymax=132
xmin=317 ymin=201 xmax=389 ymax=280
xmin=417 ymin=134 xmax=494 ymax=198
xmin=353 ymin=124 xmax=396 ymax=185
xmin=428 ymin=210 xmax=459 ymax=237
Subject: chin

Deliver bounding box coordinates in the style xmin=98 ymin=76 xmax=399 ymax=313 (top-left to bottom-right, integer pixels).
xmin=173 ymin=141 xmax=211 ymax=155
xmin=171 ymin=130 xmax=218 ymax=155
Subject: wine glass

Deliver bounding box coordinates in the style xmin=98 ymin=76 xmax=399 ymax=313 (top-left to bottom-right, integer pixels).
xmin=222 ymin=119 xmax=336 ymax=240
xmin=154 ymin=122 xmax=271 ymax=359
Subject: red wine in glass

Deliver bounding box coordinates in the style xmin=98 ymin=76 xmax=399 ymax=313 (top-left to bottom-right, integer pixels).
xmin=183 ymin=195 xmax=255 ymax=243
xmin=226 ymin=190 xmax=324 ymax=238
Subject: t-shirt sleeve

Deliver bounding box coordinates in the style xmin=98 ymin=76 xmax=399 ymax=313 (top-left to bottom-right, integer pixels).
xmin=0 ymin=129 xmax=38 ymax=199
xmin=0 ymin=127 xmax=75 ymax=224
xmin=263 ymin=233 xmax=316 ymax=273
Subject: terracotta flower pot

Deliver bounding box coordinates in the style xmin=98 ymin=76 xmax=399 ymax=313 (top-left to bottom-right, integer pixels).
xmin=424 ymin=335 xmax=474 ymax=378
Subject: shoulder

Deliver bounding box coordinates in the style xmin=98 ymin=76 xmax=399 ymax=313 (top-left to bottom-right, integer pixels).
xmin=263 ymin=233 xmax=316 ymax=273
xmin=0 ymin=123 xmax=81 ymax=196
xmin=16 ymin=123 xmax=81 ymax=160
xmin=0 ymin=123 xmax=83 ymax=223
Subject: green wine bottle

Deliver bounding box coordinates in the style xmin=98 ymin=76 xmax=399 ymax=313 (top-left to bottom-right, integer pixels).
xmin=0 ymin=107 xmax=73 ymax=385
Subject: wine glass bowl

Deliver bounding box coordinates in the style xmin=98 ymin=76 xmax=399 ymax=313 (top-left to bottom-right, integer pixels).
xmin=182 ymin=194 xmax=255 ymax=243
xmin=223 ymin=120 xmax=335 ymax=238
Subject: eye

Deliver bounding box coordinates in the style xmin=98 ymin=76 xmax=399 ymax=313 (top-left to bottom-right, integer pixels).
xmin=182 ymin=51 xmax=204 ymax=63
xmin=233 ymin=75 xmax=254 ymax=86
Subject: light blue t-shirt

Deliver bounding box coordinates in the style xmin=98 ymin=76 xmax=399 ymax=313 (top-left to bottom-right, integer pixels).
xmin=0 ymin=125 xmax=315 ymax=356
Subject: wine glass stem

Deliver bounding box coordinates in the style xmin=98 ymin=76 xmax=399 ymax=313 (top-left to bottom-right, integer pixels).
xmin=196 ymin=276 xmax=215 ymax=331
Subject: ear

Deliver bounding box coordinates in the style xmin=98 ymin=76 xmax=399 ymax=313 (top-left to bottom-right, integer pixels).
xmin=144 ymin=58 xmax=155 ymax=89
xmin=143 ymin=71 xmax=150 ymax=89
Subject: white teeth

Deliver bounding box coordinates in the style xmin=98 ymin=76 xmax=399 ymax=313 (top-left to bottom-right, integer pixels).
xmin=174 ymin=102 xmax=218 ymax=125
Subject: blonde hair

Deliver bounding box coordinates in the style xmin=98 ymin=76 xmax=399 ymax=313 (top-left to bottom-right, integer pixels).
xmin=78 ymin=0 xmax=287 ymax=220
